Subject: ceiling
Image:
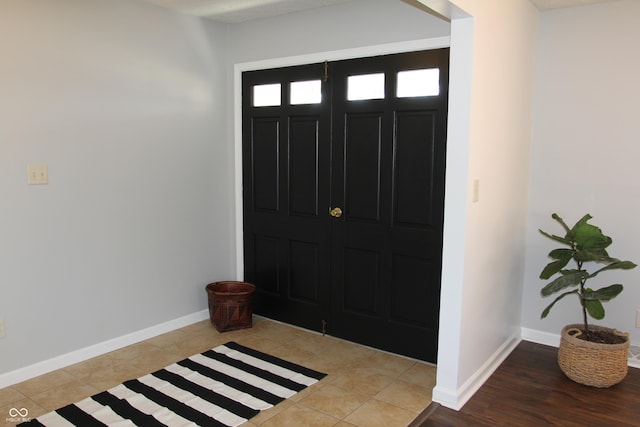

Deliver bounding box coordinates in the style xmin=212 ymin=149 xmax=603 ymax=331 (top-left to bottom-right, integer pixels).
xmin=531 ymin=0 xmax=617 ymax=10
xmin=140 ymin=0 xmax=354 ymax=23
xmin=139 ymin=0 xmax=619 ymax=23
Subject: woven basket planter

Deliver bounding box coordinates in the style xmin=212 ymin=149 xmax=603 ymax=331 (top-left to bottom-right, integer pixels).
xmin=558 ymin=323 xmax=629 ymax=388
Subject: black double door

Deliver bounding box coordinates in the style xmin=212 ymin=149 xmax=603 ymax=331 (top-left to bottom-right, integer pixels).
xmin=242 ymin=49 xmax=449 ymax=362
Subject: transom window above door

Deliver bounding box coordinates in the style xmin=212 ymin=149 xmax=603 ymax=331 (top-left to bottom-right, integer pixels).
xmin=252 ymin=83 xmax=281 ymax=107
xmin=252 ymin=67 xmax=440 ymax=107
xmin=252 ymin=80 xmax=323 ymax=107
xmin=290 ymin=80 xmax=322 ymax=105
xmin=347 ymin=73 xmax=385 ymax=101
xmin=397 ymin=68 xmax=440 ymax=97
xmin=345 ymin=68 xmax=441 ymax=101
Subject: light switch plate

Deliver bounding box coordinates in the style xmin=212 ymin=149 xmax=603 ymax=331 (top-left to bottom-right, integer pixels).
xmin=27 ymin=164 xmax=48 ymax=185
xmin=472 ymin=179 xmax=480 ymax=203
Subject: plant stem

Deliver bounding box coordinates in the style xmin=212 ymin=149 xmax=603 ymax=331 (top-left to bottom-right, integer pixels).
xmin=577 ymin=259 xmax=589 ymax=332
xmin=581 ymin=282 xmax=589 ymax=332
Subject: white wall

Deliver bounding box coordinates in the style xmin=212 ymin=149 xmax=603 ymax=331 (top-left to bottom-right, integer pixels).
xmin=0 ymin=0 xmax=233 ymax=377
xmin=421 ymin=0 xmax=538 ymax=409
xmin=522 ymin=0 xmax=640 ymax=345
xmin=228 ymin=0 xmax=451 ymax=63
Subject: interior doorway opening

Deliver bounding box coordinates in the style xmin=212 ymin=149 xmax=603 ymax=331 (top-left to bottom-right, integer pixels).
xmin=237 ymin=45 xmax=450 ymax=363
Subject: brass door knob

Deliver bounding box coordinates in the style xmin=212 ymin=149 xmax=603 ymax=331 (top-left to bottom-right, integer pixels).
xmin=329 ymin=207 xmax=343 ymax=218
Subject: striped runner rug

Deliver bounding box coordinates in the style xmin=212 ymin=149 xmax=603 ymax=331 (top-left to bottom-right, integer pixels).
xmin=19 ymin=341 xmax=327 ymax=427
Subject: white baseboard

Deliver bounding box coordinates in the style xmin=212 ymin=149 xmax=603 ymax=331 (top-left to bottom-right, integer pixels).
xmin=522 ymin=326 xmax=640 ymax=370
xmin=433 ymin=328 xmax=639 ymax=412
xmin=0 ymin=310 xmax=210 ymax=389
xmin=520 ymin=327 xmax=561 ymax=347
xmin=432 ymin=331 xmax=521 ymax=411
xmin=5 ymin=319 xmax=636 ymax=397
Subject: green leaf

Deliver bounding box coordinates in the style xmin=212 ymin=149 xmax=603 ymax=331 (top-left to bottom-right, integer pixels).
xmin=612 ymin=260 xmax=637 ymax=270
xmin=584 ymin=299 xmax=605 ymax=320
xmin=540 ymin=261 xmax=567 ymax=280
xmin=541 ymin=270 xmax=587 ymax=296
xmin=574 ymin=247 xmax=611 ymax=262
xmin=589 ymin=260 xmax=637 ymax=278
xmin=540 ymin=289 xmax=579 ymax=318
xmin=548 ymin=248 xmax=573 ymax=260
xmin=583 ymin=284 xmax=623 ymax=301
xmin=570 ymin=214 xmax=612 ymax=251
xmin=539 ymin=229 xmax=572 ymax=246
xmin=540 ymin=260 xmax=568 ymax=280
xmin=551 ymin=213 xmax=571 ymax=235
xmin=540 ymin=248 xmax=574 ymax=279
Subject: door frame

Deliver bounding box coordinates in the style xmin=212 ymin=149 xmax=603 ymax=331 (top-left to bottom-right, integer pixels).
xmin=232 ymin=36 xmax=451 ymax=279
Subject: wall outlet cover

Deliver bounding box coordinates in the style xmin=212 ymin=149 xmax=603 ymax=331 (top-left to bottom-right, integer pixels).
xmin=27 ymin=163 xmax=48 ymax=185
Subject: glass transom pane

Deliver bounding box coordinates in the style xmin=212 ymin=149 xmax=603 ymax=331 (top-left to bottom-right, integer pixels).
xmin=253 ymin=83 xmax=281 ymax=107
xmin=290 ymin=80 xmax=322 ymax=105
xmin=347 ymin=73 xmax=385 ymax=101
xmin=397 ymin=68 xmax=440 ymax=98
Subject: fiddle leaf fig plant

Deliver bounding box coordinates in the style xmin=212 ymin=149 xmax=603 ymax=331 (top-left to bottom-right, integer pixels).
xmin=539 ymin=213 xmax=637 ymax=335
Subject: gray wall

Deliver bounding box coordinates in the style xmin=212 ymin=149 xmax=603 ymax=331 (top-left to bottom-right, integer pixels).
xmin=0 ymin=0 xmax=233 ymax=374
xmin=0 ymin=0 xmax=451 ymax=381
xmin=228 ymin=0 xmax=450 ymax=63
xmin=522 ymin=0 xmax=640 ymax=344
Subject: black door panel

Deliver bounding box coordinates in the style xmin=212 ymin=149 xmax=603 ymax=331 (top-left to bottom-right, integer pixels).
xmin=242 ymin=63 xmax=331 ymax=331
xmin=242 ymin=50 xmax=448 ymax=361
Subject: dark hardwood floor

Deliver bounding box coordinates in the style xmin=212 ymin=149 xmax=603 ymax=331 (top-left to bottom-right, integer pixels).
xmin=413 ymin=341 xmax=640 ymax=427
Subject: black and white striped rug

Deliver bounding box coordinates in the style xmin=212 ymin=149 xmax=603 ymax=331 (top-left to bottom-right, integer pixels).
xmin=20 ymin=341 xmax=326 ymax=427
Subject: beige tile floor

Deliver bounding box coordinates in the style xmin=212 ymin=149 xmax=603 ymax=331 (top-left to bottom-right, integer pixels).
xmin=1 ymin=316 xmax=436 ymax=427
